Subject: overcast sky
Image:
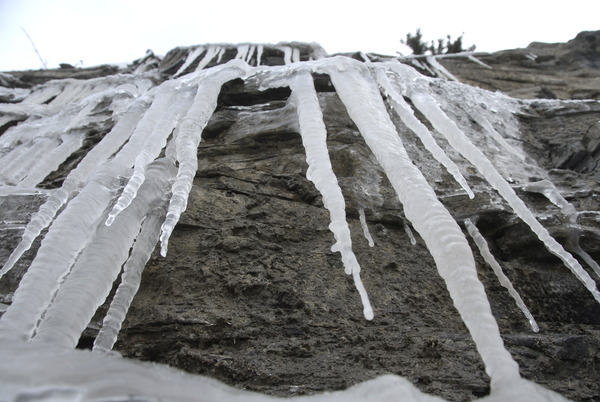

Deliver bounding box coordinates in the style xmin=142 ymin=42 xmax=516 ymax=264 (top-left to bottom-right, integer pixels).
xmin=0 ymin=0 xmax=598 ymax=71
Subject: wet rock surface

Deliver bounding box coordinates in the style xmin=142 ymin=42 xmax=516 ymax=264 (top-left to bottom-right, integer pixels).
xmin=1 ymin=35 xmax=600 ymax=401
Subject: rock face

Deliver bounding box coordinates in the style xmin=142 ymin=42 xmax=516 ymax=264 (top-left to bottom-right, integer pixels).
xmin=1 ymin=36 xmax=600 ymax=402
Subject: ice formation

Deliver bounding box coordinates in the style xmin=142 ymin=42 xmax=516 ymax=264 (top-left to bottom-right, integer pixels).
xmin=0 ymin=44 xmax=595 ymax=401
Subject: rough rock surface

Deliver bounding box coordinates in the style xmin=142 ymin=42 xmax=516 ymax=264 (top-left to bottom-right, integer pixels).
xmin=1 ymin=36 xmax=600 ymax=402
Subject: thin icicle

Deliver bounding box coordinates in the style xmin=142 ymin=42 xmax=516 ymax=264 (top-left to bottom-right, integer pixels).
xmin=522 ymin=180 xmax=577 ymax=221
xmin=373 ymin=66 xmax=474 ymax=199
xmin=425 ymin=56 xmax=458 ymax=81
xmin=256 ymin=45 xmax=263 ymax=66
xmin=32 ymin=159 xmax=176 ymax=349
xmin=395 ymin=62 xmax=600 ymax=304
xmin=245 ymin=45 xmax=256 ymax=64
xmin=194 ymin=46 xmax=221 ymax=72
xmin=0 ymin=95 xmax=151 ymax=280
xmin=18 ymin=132 xmax=84 ymax=188
xmin=358 ymin=208 xmax=375 ymax=247
xmin=465 ymin=218 xmax=539 ymax=332
xmin=173 ymin=46 xmax=205 ymax=77
xmin=159 ymin=60 xmax=250 ymax=256
xmin=288 ymin=69 xmax=373 ymax=320
xmin=106 ymin=84 xmax=194 ymax=226
xmin=468 ymin=54 xmax=493 ymax=69
xmin=323 ymin=57 xmax=521 ymax=387
xmin=466 ymin=106 xmax=525 ymax=161
xmin=404 ymin=222 xmax=417 ymax=245
xmin=93 ymin=212 xmax=164 ymax=353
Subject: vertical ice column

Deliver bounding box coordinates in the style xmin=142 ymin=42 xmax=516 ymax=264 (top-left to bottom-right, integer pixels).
xmin=194 ymin=46 xmax=221 ymax=72
xmin=289 ymin=70 xmax=373 ymax=320
xmin=323 ymin=57 xmax=521 ymax=387
xmin=465 ymin=218 xmax=539 ymax=332
xmin=33 ymin=159 xmax=176 ymax=348
xmin=396 ymin=63 xmax=600 ymax=303
xmin=160 ymin=60 xmax=250 ymax=256
xmin=373 ymin=66 xmax=474 ymax=199
xmin=93 ymin=213 xmax=164 ymax=352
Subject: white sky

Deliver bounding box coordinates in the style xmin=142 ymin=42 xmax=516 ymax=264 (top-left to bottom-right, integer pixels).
xmin=0 ymin=0 xmax=598 ymax=71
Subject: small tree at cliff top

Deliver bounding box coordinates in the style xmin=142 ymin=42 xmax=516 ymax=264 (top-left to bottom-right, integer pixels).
xmin=401 ymin=29 xmax=476 ymax=55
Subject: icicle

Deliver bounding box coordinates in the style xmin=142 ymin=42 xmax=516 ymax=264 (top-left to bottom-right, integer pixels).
xmin=173 ymin=46 xmax=205 ymax=77
xmin=425 ymin=56 xmax=458 ymax=81
xmin=194 ymin=46 xmax=221 ymax=72
xmin=235 ymin=45 xmax=250 ymax=61
xmin=0 ymin=96 xmax=151 ymax=280
xmin=358 ymin=208 xmax=375 ymax=247
xmin=394 ymin=61 xmax=600 ymax=304
xmin=106 ymin=84 xmax=194 ymax=226
xmin=323 ymin=56 xmax=521 ymax=387
xmin=292 ymin=48 xmax=300 ymax=63
xmin=216 ymin=47 xmax=226 ymax=64
xmin=18 ymin=132 xmax=84 ymax=188
xmin=403 ymin=222 xmax=417 ymax=245
xmin=256 ymin=45 xmax=263 ymax=66
xmin=32 ymin=159 xmax=176 ymax=349
xmin=522 ymin=179 xmax=577 ymax=222
xmin=245 ymin=45 xmax=256 ymax=64
xmin=159 ymin=60 xmax=250 ymax=256
xmin=466 ymin=106 xmax=526 ymax=161
xmin=288 ymin=69 xmax=373 ymax=320
xmin=279 ymin=46 xmax=292 ymax=65
xmin=468 ymin=54 xmax=492 ymax=69
xmin=93 ymin=212 xmax=164 ymax=353
xmin=373 ymin=66 xmax=474 ymax=199
xmin=359 ymin=52 xmax=371 ymax=63
xmin=1 ymin=137 xmax=59 ymax=185
xmin=465 ymin=218 xmax=539 ymax=332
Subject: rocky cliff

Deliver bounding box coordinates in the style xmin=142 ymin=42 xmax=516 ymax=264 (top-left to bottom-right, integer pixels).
xmin=1 ymin=33 xmax=600 ymax=402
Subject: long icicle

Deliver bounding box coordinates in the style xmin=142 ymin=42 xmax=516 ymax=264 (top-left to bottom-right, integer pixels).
xmin=465 ymin=218 xmax=539 ymax=332
xmin=373 ymin=66 xmax=474 ymax=199
xmin=32 ymin=159 xmax=176 ymax=348
xmin=0 ymin=93 xmax=151 ymax=280
xmin=323 ymin=57 xmax=521 ymax=389
xmin=392 ymin=61 xmax=600 ymax=304
xmin=93 ymin=212 xmax=164 ymax=352
xmin=289 ymin=69 xmax=373 ymax=320
xmin=159 ymin=60 xmax=250 ymax=256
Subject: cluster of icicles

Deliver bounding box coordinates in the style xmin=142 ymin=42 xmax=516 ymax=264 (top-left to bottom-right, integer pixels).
xmin=1 ymin=49 xmax=598 ymax=401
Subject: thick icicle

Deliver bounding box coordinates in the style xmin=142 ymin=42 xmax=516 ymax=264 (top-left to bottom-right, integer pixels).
xmin=93 ymin=213 xmax=164 ymax=352
xmin=279 ymin=46 xmax=293 ymax=65
xmin=289 ymin=69 xmax=373 ymax=320
xmin=358 ymin=208 xmax=375 ymax=247
xmin=373 ymin=66 xmax=474 ymax=199
xmin=173 ymin=46 xmax=205 ymax=77
xmin=323 ymin=57 xmax=521 ymax=388
xmin=159 ymin=60 xmax=250 ymax=256
xmin=0 ymin=92 xmax=151 ymax=279
xmin=465 ymin=218 xmax=539 ymax=332
xmin=33 ymin=159 xmax=176 ymax=348
xmin=106 ymin=84 xmax=194 ymax=225
xmin=393 ymin=61 xmax=600 ymax=303
xmin=194 ymin=46 xmax=221 ymax=72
